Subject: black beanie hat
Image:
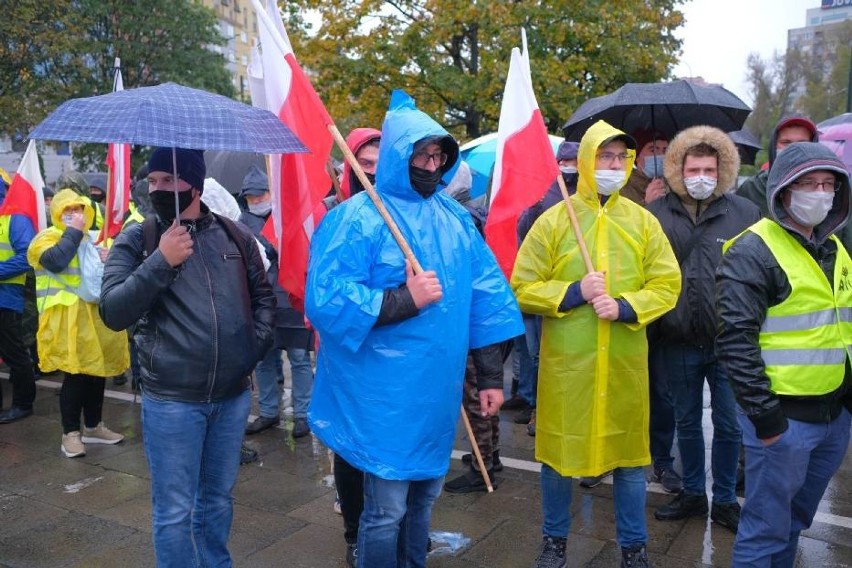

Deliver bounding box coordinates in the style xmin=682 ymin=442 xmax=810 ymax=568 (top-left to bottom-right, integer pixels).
xmin=147 ymin=147 xmax=206 ymax=192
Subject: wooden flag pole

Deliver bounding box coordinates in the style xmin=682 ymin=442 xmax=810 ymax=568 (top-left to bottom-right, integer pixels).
xmin=327 ymin=123 xmax=494 ymax=493
xmin=556 ymin=175 xmax=595 ymax=274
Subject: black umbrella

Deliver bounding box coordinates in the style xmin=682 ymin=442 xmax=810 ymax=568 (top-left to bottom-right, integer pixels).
xmin=204 ymin=150 xmax=267 ymax=195
xmin=562 ymin=80 xmax=751 ymax=142
xmin=728 ymin=129 xmax=763 ymax=166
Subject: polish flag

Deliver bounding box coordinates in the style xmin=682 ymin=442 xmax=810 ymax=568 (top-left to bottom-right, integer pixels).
xmin=0 ymin=140 xmax=47 ymax=232
xmin=485 ymin=32 xmax=559 ymax=279
xmin=100 ymin=59 xmax=131 ymax=243
xmin=250 ymin=0 xmax=333 ymax=311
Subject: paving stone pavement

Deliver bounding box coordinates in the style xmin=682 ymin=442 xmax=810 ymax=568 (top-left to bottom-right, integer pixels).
xmin=1 ymin=374 xmax=850 ymax=567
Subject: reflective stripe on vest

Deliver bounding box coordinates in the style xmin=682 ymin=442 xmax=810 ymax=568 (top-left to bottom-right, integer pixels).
xmin=0 ymin=216 xmax=27 ymax=285
xmin=743 ymin=218 xmax=852 ymax=396
xmin=34 ymin=231 xmax=82 ymax=312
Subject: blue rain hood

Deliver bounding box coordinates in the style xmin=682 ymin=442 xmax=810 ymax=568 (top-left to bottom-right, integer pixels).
xmin=305 ymin=90 xmax=522 ymax=480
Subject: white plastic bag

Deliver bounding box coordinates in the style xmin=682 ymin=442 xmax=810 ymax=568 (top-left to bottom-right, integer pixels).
xmin=75 ymin=231 xmax=105 ymax=303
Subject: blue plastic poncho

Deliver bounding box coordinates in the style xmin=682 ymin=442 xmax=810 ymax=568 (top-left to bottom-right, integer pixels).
xmin=306 ymin=91 xmax=523 ymax=480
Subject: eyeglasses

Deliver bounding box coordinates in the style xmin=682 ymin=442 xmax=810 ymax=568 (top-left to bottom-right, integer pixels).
xmin=411 ymin=151 xmax=447 ymax=168
xmin=596 ymin=151 xmax=633 ymax=164
xmin=790 ymin=179 xmax=841 ymax=192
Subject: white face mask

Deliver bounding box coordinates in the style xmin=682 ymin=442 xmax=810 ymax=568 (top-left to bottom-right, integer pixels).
xmin=683 ymin=176 xmax=717 ymax=200
xmin=595 ymin=170 xmax=626 ymax=196
xmin=248 ymin=201 xmax=272 ymax=216
xmin=788 ymin=190 xmax=834 ymax=227
xmin=559 ymin=165 xmax=578 ymax=175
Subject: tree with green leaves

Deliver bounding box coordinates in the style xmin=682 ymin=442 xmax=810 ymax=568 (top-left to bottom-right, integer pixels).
xmin=283 ymin=1 xmax=684 ymax=141
xmin=0 ymin=0 xmax=235 ymax=171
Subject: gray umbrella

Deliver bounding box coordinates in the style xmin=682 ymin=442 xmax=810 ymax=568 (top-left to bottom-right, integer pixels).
xmin=728 ymin=129 xmax=763 ymax=166
xmin=204 ymin=150 xmax=267 ymax=196
xmin=562 ymin=80 xmax=751 ymax=141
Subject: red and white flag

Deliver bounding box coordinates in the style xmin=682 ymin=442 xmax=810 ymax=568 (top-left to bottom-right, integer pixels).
xmin=250 ymin=0 xmax=334 ymax=311
xmin=100 ymin=58 xmax=131 ymax=243
xmin=485 ymin=31 xmax=559 ymax=279
xmin=0 ymin=140 xmax=47 ymax=232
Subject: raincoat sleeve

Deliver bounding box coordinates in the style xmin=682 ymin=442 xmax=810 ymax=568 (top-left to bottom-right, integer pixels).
xmin=511 ymin=215 xmax=577 ymax=318
xmin=99 ymin=225 xmax=181 ymax=331
xmin=305 ymin=207 xmax=385 ymax=353
xmin=617 ymin=214 xmax=681 ymax=330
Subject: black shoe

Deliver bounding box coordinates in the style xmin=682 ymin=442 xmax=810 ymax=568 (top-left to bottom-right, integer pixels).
xmin=654 ymin=492 xmax=708 ymax=521
xmin=292 ymin=417 xmax=310 ymax=438
xmin=578 ymin=471 xmax=611 ymax=488
xmin=239 ymin=444 xmax=258 ymax=465
xmin=527 ymin=409 xmax=536 ymax=436
xmin=113 ymin=374 xmax=127 ymax=386
xmin=0 ymin=406 xmax=33 ymax=424
xmin=514 ymin=406 xmax=533 ymax=424
xmin=345 ymin=543 xmax=357 ymax=568
xmin=461 ymin=449 xmax=503 ymax=471
xmin=245 ymin=415 xmax=280 ymax=435
xmin=502 ymin=394 xmax=530 ymax=411
xmin=443 ymin=467 xmax=497 ymax=493
xmin=621 ymin=544 xmax=649 ymax=568
xmin=533 ymin=535 xmax=566 ymax=568
xmin=710 ymin=501 xmax=740 ymax=534
xmin=651 ymin=465 xmax=683 ymax=493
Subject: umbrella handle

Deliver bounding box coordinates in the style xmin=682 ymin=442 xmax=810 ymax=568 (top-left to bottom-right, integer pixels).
xmin=556 ymin=175 xmax=595 ymax=274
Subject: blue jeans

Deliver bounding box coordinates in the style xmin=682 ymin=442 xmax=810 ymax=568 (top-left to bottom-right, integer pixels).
xmin=733 ymin=409 xmax=850 ymax=568
xmin=255 ymin=348 xmax=314 ymax=419
xmin=541 ymin=464 xmax=647 ymax=548
xmin=142 ymin=389 xmax=251 ymax=568
xmin=647 ymin=344 xmax=675 ymax=470
xmin=658 ymin=343 xmax=740 ymax=503
xmin=518 ymin=315 xmax=541 ymax=407
xmin=357 ymin=473 xmax=444 ymax=568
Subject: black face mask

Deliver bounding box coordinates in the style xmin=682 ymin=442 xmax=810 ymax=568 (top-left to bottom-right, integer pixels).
xmin=409 ymin=166 xmax=443 ymax=198
xmin=90 ymin=192 xmax=105 ymax=204
xmin=350 ymin=171 xmax=376 ymax=195
xmin=149 ymin=189 xmax=195 ymax=222
xmin=561 ymin=171 xmax=578 ymax=187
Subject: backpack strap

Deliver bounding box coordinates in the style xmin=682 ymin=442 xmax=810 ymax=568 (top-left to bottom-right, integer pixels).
xmin=142 ymin=216 xmax=159 ymax=258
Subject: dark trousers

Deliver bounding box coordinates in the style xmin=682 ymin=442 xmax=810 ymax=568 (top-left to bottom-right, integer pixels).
xmin=334 ymin=452 xmax=364 ymax=545
xmin=0 ymin=308 xmax=35 ymax=410
xmin=462 ymin=354 xmax=499 ymax=470
xmin=60 ymin=373 xmax=105 ymax=433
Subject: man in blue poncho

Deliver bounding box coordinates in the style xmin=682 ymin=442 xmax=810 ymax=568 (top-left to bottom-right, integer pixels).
xmin=306 ymin=91 xmax=523 ymax=568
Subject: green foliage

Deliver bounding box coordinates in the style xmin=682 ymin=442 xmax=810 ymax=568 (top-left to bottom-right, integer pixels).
xmin=0 ymin=0 xmax=235 ymax=170
xmin=283 ymin=0 xmax=684 ymax=141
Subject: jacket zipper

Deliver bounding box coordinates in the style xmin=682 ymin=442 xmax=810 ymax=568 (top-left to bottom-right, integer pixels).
xmin=196 ymin=228 xmax=219 ymax=402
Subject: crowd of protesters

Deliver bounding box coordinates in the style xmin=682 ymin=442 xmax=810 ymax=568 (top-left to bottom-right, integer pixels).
xmin=0 ymin=96 xmax=849 ymax=568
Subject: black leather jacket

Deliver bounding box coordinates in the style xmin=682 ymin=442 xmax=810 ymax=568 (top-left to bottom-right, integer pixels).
xmin=99 ymin=210 xmax=276 ymax=402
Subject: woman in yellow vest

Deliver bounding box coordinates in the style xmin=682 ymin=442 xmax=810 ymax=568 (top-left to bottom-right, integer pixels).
xmin=28 ymin=189 xmax=129 ymax=458
xmin=717 ymin=142 xmax=852 ymax=568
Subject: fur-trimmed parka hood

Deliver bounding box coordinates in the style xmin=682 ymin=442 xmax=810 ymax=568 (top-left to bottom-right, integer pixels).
xmin=663 ymin=125 xmax=740 ymax=201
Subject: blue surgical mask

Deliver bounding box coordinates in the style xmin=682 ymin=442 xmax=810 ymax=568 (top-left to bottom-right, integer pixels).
xmin=643 ymin=155 xmax=665 ymax=179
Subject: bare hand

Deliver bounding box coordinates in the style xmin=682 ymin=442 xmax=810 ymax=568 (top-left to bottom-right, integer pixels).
xmin=158 ymin=220 xmax=194 ymax=267
xmin=97 ymin=247 xmax=109 ymax=263
xmin=405 ymin=260 xmax=442 ymax=309
xmin=591 ymin=294 xmax=619 ymax=321
xmin=645 ymin=178 xmax=666 ymax=203
xmin=66 ymin=212 xmax=86 ymax=231
xmin=478 ymin=388 xmax=504 ymax=417
xmin=761 ymin=434 xmax=782 ymax=446
xmin=580 ymin=271 xmax=606 ymax=301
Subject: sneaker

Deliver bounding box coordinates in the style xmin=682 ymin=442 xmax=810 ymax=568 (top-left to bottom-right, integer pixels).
xmin=527 ymin=409 xmax=536 ymax=437
xmin=461 ymin=449 xmax=503 ymax=472
xmin=112 ymin=374 xmax=127 ymax=386
xmin=533 ymin=535 xmax=566 ymax=568
xmin=514 ymin=406 xmax=534 ymax=424
xmin=651 ymin=465 xmax=683 ymax=493
xmin=502 ymin=393 xmax=530 ymax=411
xmin=245 ymin=415 xmax=280 ymax=435
xmin=579 ymin=471 xmax=611 ymax=488
xmin=61 ymin=431 xmax=86 ymax=458
xmin=654 ymin=492 xmax=708 ymax=521
xmin=240 ymin=444 xmax=259 ymax=465
xmin=443 ymin=467 xmax=497 ymax=493
xmin=333 ymin=494 xmax=342 ymax=515
xmin=345 ymin=543 xmax=358 ymax=568
xmin=710 ymin=501 xmax=740 ymax=534
xmin=81 ymin=422 xmax=124 ymax=444
xmin=292 ymin=417 xmax=310 ymax=438
xmin=621 ymin=544 xmax=649 ymax=568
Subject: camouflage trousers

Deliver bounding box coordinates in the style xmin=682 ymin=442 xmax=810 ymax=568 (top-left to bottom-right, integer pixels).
xmin=461 ymin=354 xmax=500 ymax=471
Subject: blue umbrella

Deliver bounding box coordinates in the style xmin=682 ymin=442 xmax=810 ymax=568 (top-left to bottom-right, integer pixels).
xmin=29 ymin=82 xmax=307 ymax=154
xmin=460 ymin=133 xmax=563 ymax=198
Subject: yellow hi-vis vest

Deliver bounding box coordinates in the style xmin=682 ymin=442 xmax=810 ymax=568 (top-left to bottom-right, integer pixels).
xmin=34 ymin=228 xmax=81 ymax=313
xmin=737 ymin=218 xmax=852 ymax=396
xmin=0 ymin=215 xmax=26 ymax=285
xmin=121 ymin=202 xmax=145 ymax=231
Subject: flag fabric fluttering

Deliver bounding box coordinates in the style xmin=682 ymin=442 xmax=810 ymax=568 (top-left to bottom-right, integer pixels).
xmin=250 ymin=0 xmax=334 ymax=311
xmin=484 ymin=31 xmax=560 ymax=279
xmin=100 ymin=58 xmax=131 ymax=243
xmin=0 ymin=140 xmax=47 ymax=232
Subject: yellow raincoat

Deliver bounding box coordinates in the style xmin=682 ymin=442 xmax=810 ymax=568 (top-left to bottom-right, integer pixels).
xmin=511 ymin=121 xmax=680 ymax=477
xmin=28 ymin=189 xmax=128 ymax=377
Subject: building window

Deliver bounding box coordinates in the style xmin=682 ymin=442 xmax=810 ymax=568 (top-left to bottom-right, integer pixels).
xmin=241 ymin=31 xmax=247 ymax=44
xmin=55 ymin=141 xmax=71 ymax=156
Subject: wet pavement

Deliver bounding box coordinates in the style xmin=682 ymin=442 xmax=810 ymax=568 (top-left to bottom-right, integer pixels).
xmin=1 ymin=371 xmax=850 ymax=567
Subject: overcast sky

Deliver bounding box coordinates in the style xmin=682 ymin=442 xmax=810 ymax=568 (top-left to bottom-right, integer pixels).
xmin=672 ymin=0 xmax=819 ymax=105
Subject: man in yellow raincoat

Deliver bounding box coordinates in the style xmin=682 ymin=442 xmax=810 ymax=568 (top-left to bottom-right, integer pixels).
xmin=512 ymin=120 xmax=680 ymax=568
